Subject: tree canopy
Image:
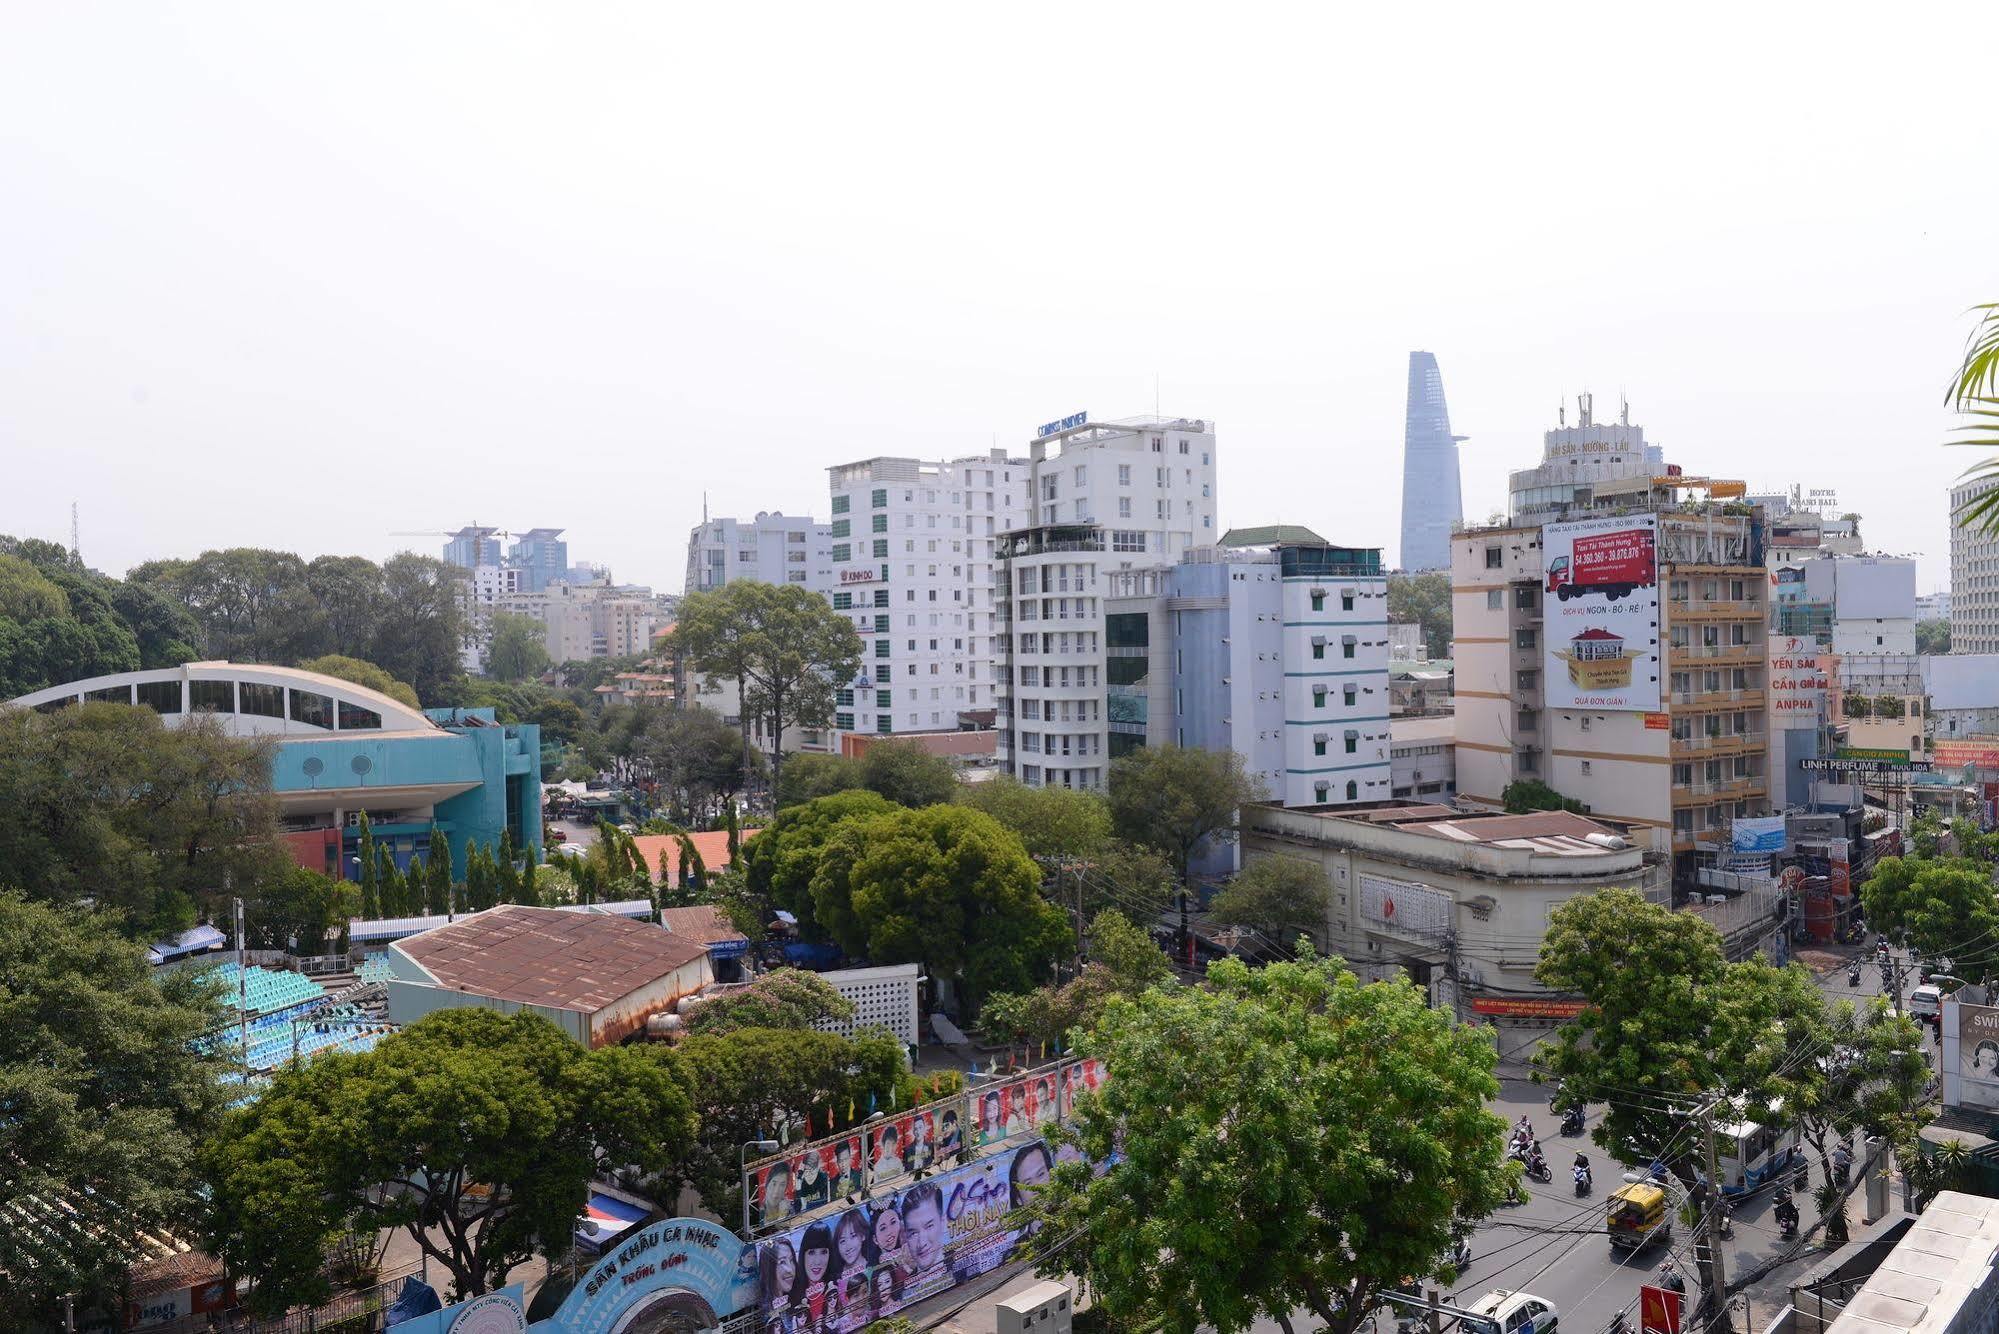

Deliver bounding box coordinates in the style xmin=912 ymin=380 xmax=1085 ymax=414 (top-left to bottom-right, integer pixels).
xmin=683 ymin=969 xmax=856 ymax=1036
xmin=1862 ymin=855 xmax=1999 ymax=982
xmin=1025 ymin=953 xmax=1510 ymax=1334
xmin=296 ymin=654 xmax=422 ymax=709
xmin=956 ymin=776 xmax=1113 ymax=863
xmin=775 ymin=741 xmax=960 ymax=810
xmin=1501 ymin=778 xmax=1587 ymax=815
xmin=1107 ymin=744 xmax=1266 ymax=885
xmin=672 ymin=581 xmax=862 ymax=786
xmin=0 ymin=538 xmax=200 ymax=697
xmin=1387 ymin=570 xmax=1452 ymax=657
xmin=0 ymin=895 xmax=230 ymax=1318
xmin=738 ymin=789 xmax=899 ymax=934
xmin=808 ymin=804 xmax=1070 ymax=1012
xmin=201 ymin=1009 xmax=694 ymax=1309
xmin=1209 ymin=856 xmax=1328 ymax=953
xmin=484 ymin=611 xmax=551 ymax=683
xmin=0 ymin=703 xmax=285 ymax=937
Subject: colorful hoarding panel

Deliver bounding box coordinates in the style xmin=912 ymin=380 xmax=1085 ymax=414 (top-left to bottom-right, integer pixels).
xmin=1731 ymin=816 xmax=1787 ymax=854
xmin=1468 ymin=996 xmax=1587 ymax=1019
xmin=1542 ymin=514 xmax=1661 ymax=712
xmin=547 ymin=1218 xmax=758 ymax=1334
xmin=1933 ymin=737 xmax=1999 ymax=771
xmin=1954 ymin=1003 xmax=1999 ymax=1113
xmin=966 ymin=1070 xmax=1059 ymax=1150
xmin=753 ymin=1138 xmax=1070 ymax=1334
xmin=750 ymin=1135 xmax=867 ymax=1232
xmin=1767 ymin=635 xmax=1826 ymax=720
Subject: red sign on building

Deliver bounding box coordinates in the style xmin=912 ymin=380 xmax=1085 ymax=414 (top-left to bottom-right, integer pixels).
xmin=1640 ymin=1284 xmax=1683 ymax=1334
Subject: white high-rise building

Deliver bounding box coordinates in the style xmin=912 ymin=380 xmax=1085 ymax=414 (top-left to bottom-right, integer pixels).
xmin=1951 ymin=479 xmax=1999 ymax=655
xmin=824 ymin=451 xmax=1026 ymax=739
xmin=683 ymin=512 xmax=833 ymax=597
xmin=995 ymin=416 xmax=1219 ymax=790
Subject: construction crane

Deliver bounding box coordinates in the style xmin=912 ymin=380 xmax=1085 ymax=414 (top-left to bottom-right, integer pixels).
xmin=388 ymin=525 xmax=514 ymax=565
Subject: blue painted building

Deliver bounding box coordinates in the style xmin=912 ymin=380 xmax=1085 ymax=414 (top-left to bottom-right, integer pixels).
xmin=9 ymin=663 xmax=540 ymax=880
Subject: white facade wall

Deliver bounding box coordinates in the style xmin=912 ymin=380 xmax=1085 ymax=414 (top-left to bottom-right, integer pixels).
xmin=826 ymin=453 xmax=1025 ymax=741
xmin=683 ymin=512 xmax=833 ymax=597
xmin=1277 ymin=569 xmax=1393 ymax=806
xmin=998 ymin=418 xmax=1218 ymax=790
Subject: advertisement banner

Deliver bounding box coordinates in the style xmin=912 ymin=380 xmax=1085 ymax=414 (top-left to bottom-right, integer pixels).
xmin=549 ymin=1219 xmax=757 ymax=1334
xmin=1358 ymin=875 xmax=1453 ymax=942
xmin=1955 ymin=1003 xmax=1999 ymax=1112
xmin=754 ymin=1138 xmax=1074 ymax=1333
xmin=1639 ymin=1284 xmax=1683 ymax=1334
xmin=865 ymin=1110 xmax=951 ymax=1193
xmin=1468 ymin=997 xmax=1587 ymax=1019
xmin=1933 ymin=738 xmax=1999 ymax=771
xmin=1767 ymin=636 xmax=1826 ymax=721
xmin=750 ymin=1135 xmax=867 ymax=1232
xmin=1828 ymin=841 xmax=1851 ymax=899
xmin=1542 ymin=514 xmax=1661 ymax=712
xmin=1731 ymin=816 xmax=1787 ymax=854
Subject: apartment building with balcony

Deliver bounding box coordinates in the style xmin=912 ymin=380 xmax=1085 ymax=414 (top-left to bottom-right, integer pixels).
xmin=682 ymin=511 xmax=833 ymax=596
xmin=824 ymin=451 xmax=1026 ymax=741
xmin=994 ymin=416 xmax=1218 ymax=789
xmin=1453 ymin=410 xmax=1772 ymax=882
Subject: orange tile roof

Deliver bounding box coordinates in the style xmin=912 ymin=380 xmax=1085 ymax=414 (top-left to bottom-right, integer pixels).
xmin=629 ymin=827 xmax=759 ymax=884
xmin=658 ymin=904 xmax=749 ymax=947
xmin=395 ymin=905 xmax=707 ymax=1012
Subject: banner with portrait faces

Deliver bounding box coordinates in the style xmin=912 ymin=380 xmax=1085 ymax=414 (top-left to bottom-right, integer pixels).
xmin=752 ymin=1138 xmax=1074 ymax=1334
xmin=748 ymin=1135 xmax=866 ymax=1233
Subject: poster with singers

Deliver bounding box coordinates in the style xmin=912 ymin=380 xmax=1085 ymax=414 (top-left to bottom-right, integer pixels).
xmin=966 ymin=1059 xmax=1102 ymax=1150
xmin=753 ymin=1137 xmax=1078 ymax=1334
xmin=748 ymin=1134 xmax=866 ymax=1232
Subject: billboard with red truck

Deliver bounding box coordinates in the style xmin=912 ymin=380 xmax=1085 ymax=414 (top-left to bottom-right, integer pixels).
xmin=1543 ymin=514 xmax=1661 ymax=712
xmin=1546 ymin=526 xmax=1657 ymax=602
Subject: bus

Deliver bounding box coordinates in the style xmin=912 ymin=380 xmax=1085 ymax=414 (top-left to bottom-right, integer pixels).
xmin=1711 ymin=1103 xmax=1800 ymax=1197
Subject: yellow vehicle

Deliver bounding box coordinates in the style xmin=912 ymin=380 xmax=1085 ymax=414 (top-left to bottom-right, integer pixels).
xmin=1606 ymin=1181 xmax=1672 ymax=1252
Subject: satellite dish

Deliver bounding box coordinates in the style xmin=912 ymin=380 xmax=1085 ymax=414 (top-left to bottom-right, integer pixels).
xmin=350 ymin=755 xmax=373 ymax=777
xmin=302 ymin=757 xmax=325 ymax=779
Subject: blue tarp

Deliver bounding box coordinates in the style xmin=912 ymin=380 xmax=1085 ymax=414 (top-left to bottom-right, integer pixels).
xmin=147 ymin=925 xmax=226 ymax=964
xmin=381 ymin=1275 xmax=443 ymax=1328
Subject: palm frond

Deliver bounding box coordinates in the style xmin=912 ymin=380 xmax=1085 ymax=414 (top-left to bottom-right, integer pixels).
xmin=1948 ymin=304 xmax=1999 ymax=408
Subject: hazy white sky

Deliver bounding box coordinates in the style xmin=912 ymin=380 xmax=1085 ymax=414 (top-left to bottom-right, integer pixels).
xmin=4 ymin=3 xmax=1995 ymax=593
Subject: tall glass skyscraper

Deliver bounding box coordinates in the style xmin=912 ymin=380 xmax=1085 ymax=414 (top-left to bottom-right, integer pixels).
xmin=1398 ymin=351 xmax=1464 ymax=571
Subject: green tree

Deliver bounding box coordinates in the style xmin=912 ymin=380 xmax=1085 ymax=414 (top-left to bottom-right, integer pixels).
xmin=201 ymin=1009 xmax=695 ymax=1309
xmin=1861 ymin=856 xmax=1999 ymax=982
xmin=1087 ymin=908 xmax=1173 ymax=993
xmin=245 ymin=866 xmax=357 ymax=955
xmin=0 ymin=551 xmax=70 ymax=620
xmin=0 ymin=895 xmax=230 ymax=1318
xmin=673 ymin=581 xmax=863 ymax=791
xmin=425 ymin=825 xmax=454 ymax=915
xmin=484 ymin=612 xmax=551 ymax=682
xmin=738 ymin=790 xmax=898 ymax=933
xmin=297 ymin=654 xmax=422 ymax=709
xmin=1946 ymin=304 xmax=1999 ymax=534
xmin=858 ymin=741 xmax=958 ymax=808
xmin=1023 ymin=954 xmax=1511 ymax=1334
xmin=356 ymin=812 xmax=381 ymax=920
xmin=127 ymin=547 xmax=320 ymax=664
xmin=520 ymin=839 xmax=541 ymax=906
xmin=808 ymin=804 xmax=1070 ymax=1012
xmin=1756 ymin=981 xmax=1930 ymax=1186
xmin=303 ymin=554 xmax=386 ymax=659
xmin=1107 ymin=744 xmax=1267 ymax=886
xmin=1917 ymin=618 xmax=1952 ymax=655
xmin=956 ymin=776 xmax=1113 ymax=863
xmin=725 ymin=800 xmax=740 ymax=859
xmin=369 ymin=553 xmax=467 ymax=703
xmin=1535 ymin=889 xmax=1786 ymax=1181
xmin=682 ymin=969 xmax=857 ymax=1037
xmin=0 ymin=704 xmax=284 ymax=937
xmin=1502 ymin=778 xmax=1587 ymax=814
xmin=775 ymin=751 xmax=866 ymax=807
xmin=1387 ymin=570 xmax=1453 ymax=657
xmin=662 ymin=1026 xmax=905 ymax=1217
xmin=982 ymin=910 xmax=1173 ymax=1049
xmin=1209 ymin=856 xmax=1327 ymax=952
xmin=496 ymin=829 xmax=520 ymax=906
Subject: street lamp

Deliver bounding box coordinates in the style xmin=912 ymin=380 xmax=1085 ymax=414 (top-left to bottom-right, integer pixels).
xmin=740 ymin=1139 xmax=780 ymax=1236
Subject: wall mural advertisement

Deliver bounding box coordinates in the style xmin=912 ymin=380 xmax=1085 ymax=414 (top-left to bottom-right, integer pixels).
xmin=1950 ymin=1003 xmax=1999 ymax=1113
xmin=1542 ymin=514 xmax=1661 ymax=712
xmin=754 ymin=1138 xmax=1072 ymax=1334
xmin=750 ymin=1135 xmax=867 ymax=1232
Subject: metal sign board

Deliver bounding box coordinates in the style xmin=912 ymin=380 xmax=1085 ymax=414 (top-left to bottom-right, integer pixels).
xmin=1640 ymin=1284 xmax=1683 ymax=1334
xmin=1800 ymin=758 xmax=1933 ymax=774
xmin=1036 ymin=411 xmax=1088 ymax=439
xmin=1358 ymin=875 xmax=1453 ymax=942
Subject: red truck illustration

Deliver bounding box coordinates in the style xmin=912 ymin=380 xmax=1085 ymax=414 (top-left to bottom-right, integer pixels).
xmin=1546 ymin=527 xmax=1656 ymax=602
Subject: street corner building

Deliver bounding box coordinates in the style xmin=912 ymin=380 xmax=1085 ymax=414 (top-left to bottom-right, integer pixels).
xmin=5 ymin=661 xmax=541 ymax=881
xmin=383 ymin=904 xmax=713 ymax=1047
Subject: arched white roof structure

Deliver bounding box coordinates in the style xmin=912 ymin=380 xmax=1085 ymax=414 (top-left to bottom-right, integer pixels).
xmin=5 ymin=662 xmax=438 ymax=736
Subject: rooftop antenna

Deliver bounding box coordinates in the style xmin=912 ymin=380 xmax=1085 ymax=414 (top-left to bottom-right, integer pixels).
xmin=1154 ymin=372 xmax=1161 ymax=419
xmin=1558 ymin=399 xmax=1565 ymax=427
xmin=1579 ymin=392 xmax=1594 ymax=428
xmin=68 ymin=501 xmax=79 ymax=564
xmin=1620 ymin=392 xmax=1629 ymax=427
xmin=702 ymin=492 xmax=709 ymax=525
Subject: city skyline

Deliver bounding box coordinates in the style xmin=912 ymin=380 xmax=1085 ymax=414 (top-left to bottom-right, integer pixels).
xmin=1 ymin=6 xmax=1988 ymax=592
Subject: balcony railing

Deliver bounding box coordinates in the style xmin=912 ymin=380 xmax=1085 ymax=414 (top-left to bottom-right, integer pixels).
xmin=1668 ymin=642 xmax=1764 ymax=663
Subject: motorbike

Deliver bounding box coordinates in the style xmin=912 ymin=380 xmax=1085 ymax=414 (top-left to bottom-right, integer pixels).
xmin=1774 ymin=1190 xmax=1799 ymax=1240
xmin=1574 ymin=1162 xmax=1593 ymax=1196
xmin=1560 ymin=1106 xmax=1586 ymax=1136
xmin=1849 ymin=965 xmax=1862 ymax=987
xmin=1658 ymin=1263 xmax=1687 ymax=1295
xmin=1718 ymin=1196 xmax=1734 ymax=1239
xmin=1525 ymin=1151 xmax=1553 ymax=1184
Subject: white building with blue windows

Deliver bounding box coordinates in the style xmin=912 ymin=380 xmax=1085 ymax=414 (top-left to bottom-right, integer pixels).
xmin=1103 ymin=526 xmax=1392 ymax=808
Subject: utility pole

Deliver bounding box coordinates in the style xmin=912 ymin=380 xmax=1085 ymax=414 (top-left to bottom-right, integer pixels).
xmin=1697 ymin=1096 xmax=1733 ymax=1334
xmin=234 ymin=896 xmax=250 ymax=1081
xmin=1177 ymin=887 xmax=1191 ymax=970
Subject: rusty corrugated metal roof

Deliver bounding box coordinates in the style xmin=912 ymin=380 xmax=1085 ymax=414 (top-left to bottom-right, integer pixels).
xmin=397 ymin=904 xmax=707 ymax=1013
xmin=657 ymin=904 xmax=749 ymax=947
